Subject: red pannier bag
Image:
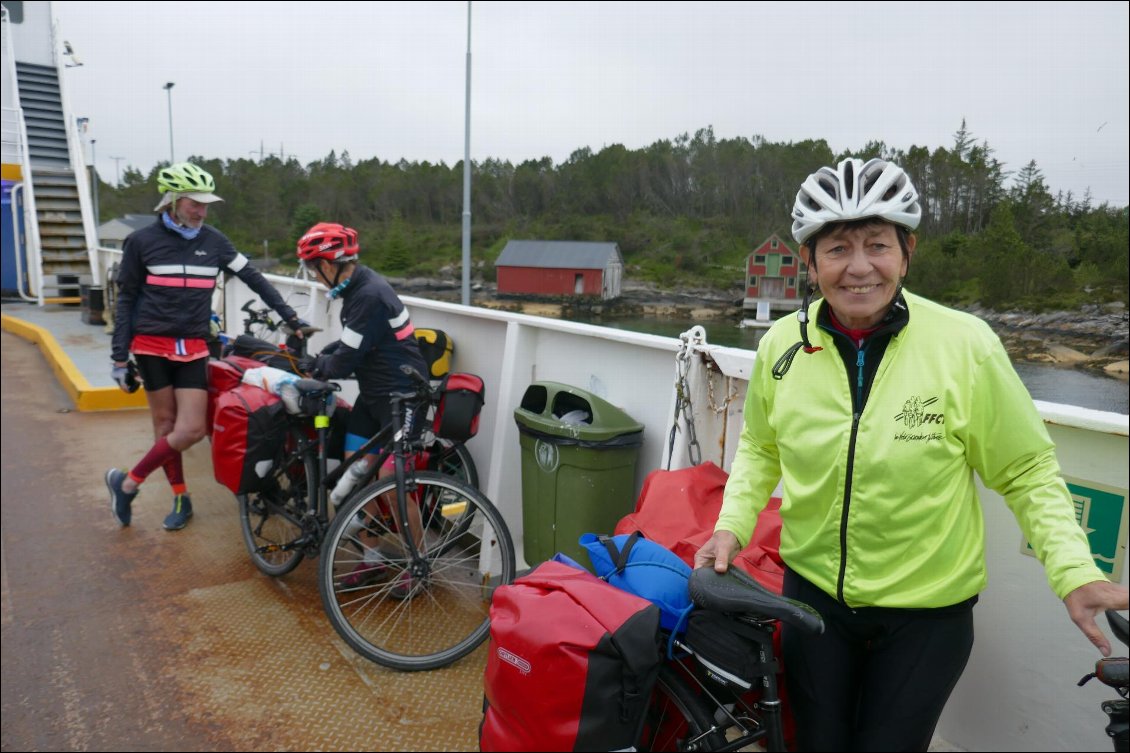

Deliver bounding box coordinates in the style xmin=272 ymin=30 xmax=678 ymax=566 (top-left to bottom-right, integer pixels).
xmin=432 ymin=372 xmax=485 ymax=442
xmin=614 ymin=461 xmax=784 ymax=592
xmin=480 ymin=560 xmax=662 ymax=752
xmin=613 ymin=462 xmax=795 ymax=747
xmin=205 ymin=355 xmax=270 ymax=439
xmin=211 ymin=383 xmax=287 ymax=495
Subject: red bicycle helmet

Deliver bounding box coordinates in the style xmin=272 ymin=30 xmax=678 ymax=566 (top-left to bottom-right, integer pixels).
xmin=296 ymin=222 xmax=360 ymax=262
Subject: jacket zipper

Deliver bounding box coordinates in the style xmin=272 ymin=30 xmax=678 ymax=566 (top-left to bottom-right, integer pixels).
xmin=837 ymin=345 xmax=867 ymax=604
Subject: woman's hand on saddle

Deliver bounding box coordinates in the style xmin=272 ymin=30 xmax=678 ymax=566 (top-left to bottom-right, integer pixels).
xmin=694 ymin=530 xmax=740 ymax=573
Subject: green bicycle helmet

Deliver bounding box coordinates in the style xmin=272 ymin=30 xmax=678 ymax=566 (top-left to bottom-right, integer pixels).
xmin=155 ymin=162 xmax=222 ymax=209
xmin=157 ymin=162 xmax=216 ymax=194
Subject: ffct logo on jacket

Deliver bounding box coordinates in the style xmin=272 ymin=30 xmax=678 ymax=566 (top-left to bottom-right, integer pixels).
xmin=893 ymin=395 xmax=944 ymax=442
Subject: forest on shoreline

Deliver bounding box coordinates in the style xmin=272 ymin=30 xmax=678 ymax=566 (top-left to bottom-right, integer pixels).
xmin=98 ymin=121 xmax=1129 ymax=314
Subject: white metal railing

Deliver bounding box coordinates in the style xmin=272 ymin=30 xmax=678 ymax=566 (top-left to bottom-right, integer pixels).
xmin=51 ymin=16 xmax=100 ymax=286
xmin=15 ymin=106 xmax=41 ymax=302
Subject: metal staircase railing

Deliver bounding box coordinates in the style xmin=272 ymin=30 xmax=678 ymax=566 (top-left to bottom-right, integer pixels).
xmin=17 ymin=60 xmax=88 ymax=301
xmin=3 ymin=7 xmax=100 ymax=304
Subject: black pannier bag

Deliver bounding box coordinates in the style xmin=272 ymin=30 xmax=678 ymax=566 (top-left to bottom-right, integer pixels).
xmin=683 ymin=609 xmax=777 ymax=691
xmin=433 ymin=372 xmax=485 ymax=442
xmin=414 ymin=328 xmax=455 ymax=380
xmin=226 ymin=334 xmax=305 ymax=374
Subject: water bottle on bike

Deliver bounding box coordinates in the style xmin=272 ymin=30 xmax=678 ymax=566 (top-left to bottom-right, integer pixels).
xmin=330 ymin=455 xmax=375 ymax=510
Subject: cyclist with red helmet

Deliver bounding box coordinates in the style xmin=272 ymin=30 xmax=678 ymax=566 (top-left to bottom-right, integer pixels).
xmin=297 ymin=222 xmax=429 ymax=594
xmin=695 ymin=158 xmax=1129 ymax=751
xmin=105 ymin=162 xmax=307 ymax=532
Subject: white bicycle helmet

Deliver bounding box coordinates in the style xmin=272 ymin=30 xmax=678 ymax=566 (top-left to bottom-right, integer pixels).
xmin=790 ymin=158 xmax=921 ymax=245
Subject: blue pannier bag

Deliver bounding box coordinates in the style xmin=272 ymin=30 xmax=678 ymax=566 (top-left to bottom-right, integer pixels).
xmin=580 ymin=531 xmax=694 ymax=636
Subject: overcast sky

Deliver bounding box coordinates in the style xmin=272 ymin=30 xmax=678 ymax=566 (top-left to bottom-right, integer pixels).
xmin=52 ymin=1 xmax=1129 ymax=206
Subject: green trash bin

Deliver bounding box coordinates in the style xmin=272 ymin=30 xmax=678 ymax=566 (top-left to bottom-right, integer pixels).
xmin=514 ymin=381 xmax=644 ymax=566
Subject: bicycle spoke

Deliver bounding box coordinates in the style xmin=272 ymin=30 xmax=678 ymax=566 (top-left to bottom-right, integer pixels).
xmin=239 ymin=428 xmax=314 ymax=577
xmin=319 ymin=471 xmax=515 ymax=671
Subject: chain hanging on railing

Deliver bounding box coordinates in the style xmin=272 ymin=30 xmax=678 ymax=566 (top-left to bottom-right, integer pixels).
xmin=667 ymin=327 xmax=705 ymax=469
xmin=704 ymin=359 xmax=739 ymax=415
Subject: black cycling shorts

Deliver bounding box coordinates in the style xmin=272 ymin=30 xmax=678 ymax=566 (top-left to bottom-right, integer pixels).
xmin=344 ymin=396 xmax=426 ymax=454
xmin=134 ymin=354 xmax=208 ymax=392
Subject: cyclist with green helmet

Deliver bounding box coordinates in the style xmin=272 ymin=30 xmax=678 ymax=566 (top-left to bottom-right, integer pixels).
xmin=105 ymin=161 xmax=308 ymax=531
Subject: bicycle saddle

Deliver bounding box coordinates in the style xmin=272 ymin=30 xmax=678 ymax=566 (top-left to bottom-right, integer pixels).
xmin=689 ymin=567 xmax=824 ymax=635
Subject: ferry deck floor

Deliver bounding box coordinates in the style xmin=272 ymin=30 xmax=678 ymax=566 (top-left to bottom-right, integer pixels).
xmin=1 ymin=300 xmax=486 ymax=751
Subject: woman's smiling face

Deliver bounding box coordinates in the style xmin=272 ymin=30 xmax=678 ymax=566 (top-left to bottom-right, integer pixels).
xmin=801 ymin=222 xmax=915 ymax=329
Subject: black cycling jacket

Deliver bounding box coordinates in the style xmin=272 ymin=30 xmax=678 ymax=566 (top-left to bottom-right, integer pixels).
xmin=111 ymin=218 xmax=297 ymax=362
xmin=312 ymin=265 xmax=427 ymax=397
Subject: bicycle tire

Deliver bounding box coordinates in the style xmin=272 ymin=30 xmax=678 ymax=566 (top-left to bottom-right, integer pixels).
xmin=238 ymin=428 xmax=316 ymax=577
xmin=425 ymin=439 xmax=479 ymax=488
xmin=318 ymin=471 xmax=515 ymax=671
xmin=637 ymin=665 xmax=727 ymax=752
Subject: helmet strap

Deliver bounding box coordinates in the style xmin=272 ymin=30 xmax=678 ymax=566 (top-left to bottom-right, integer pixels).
xmin=327 ymin=276 xmax=352 ymax=300
xmin=771 ymin=271 xmax=823 ymax=381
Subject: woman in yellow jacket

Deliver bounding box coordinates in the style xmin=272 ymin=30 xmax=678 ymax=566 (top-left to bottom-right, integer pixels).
xmin=694 ymin=157 xmax=1128 ymax=752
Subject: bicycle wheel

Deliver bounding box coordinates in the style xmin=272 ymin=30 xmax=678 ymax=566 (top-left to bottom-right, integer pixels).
xmin=636 ymin=665 xmax=727 ymax=752
xmin=319 ymin=471 xmax=515 ymax=671
xmin=425 ymin=439 xmax=479 ymax=488
xmin=238 ymin=428 xmax=316 ymax=577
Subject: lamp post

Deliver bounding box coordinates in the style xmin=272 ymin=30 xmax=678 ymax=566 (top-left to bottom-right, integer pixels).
xmin=461 ymin=1 xmax=472 ymax=305
xmin=163 ymin=82 xmax=175 ymax=163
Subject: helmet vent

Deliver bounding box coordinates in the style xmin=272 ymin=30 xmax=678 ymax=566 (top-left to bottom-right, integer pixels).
xmin=843 ymin=160 xmax=855 ymax=199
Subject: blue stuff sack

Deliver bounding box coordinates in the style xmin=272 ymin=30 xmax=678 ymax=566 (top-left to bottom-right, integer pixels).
xmin=580 ymin=531 xmax=694 ymax=635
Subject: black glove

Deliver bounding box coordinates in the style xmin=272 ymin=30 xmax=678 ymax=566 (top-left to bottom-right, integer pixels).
xmin=296 ymin=355 xmax=317 ymax=376
xmin=112 ymin=360 xmax=141 ymax=393
xmin=311 ymin=353 xmax=331 ymax=379
xmin=285 ymin=317 xmax=312 ymax=336
xmin=320 ymin=340 xmax=342 ymax=356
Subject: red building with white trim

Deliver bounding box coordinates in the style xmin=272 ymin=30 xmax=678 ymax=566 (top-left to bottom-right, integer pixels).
xmin=743 ymin=234 xmax=807 ymax=315
xmin=495 ymin=240 xmax=623 ymax=299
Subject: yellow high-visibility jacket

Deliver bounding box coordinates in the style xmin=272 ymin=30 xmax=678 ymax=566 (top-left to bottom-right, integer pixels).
xmin=718 ymin=290 xmax=1102 ymax=608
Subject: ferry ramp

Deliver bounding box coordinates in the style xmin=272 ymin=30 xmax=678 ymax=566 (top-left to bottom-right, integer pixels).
xmin=0 ymin=324 xmax=487 ymax=751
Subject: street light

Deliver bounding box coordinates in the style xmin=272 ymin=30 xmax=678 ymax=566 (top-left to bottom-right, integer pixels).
xmin=163 ymin=82 xmax=175 ymax=163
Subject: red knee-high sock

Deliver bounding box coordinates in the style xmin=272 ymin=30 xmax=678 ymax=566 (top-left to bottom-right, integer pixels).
xmin=129 ymin=436 xmax=179 ymax=485
xmin=163 ymin=451 xmax=187 ymax=495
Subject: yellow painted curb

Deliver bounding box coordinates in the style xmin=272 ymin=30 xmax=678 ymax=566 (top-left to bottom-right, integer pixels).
xmin=1 ymin=313 xmax=148 ymax=412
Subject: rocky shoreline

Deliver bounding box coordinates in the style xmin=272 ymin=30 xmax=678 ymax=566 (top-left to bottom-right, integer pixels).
xmin=393 ymin=276 xmax=1129 ymax=381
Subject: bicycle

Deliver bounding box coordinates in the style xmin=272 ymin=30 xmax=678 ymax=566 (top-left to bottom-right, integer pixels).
xmin=1078 ymin=610 xmax=1129 ymax=752
xmin=635 ymin=566 xmax=824 ymax=752
xmin=239 ymin=298 xmax=283 ymax=341
xmin=231 ymin=301 xmax=479 ymax=489
xmin=238 ymin=363 xmax=516 ymax=671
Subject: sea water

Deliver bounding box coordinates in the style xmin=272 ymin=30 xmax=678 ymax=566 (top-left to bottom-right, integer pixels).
xmin=584 ymin=316 xmax=1129 ymax=415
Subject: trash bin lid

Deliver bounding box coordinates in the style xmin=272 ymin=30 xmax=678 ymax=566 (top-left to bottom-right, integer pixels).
xmin=514 ymin=381 xmax=644 ymax=445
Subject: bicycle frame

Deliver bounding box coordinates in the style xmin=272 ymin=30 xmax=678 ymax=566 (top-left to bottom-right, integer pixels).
xmin=661 ymin=619 xmax=787 ymax=752
xmin=323 ymin=391 xmax=430 ymax=566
